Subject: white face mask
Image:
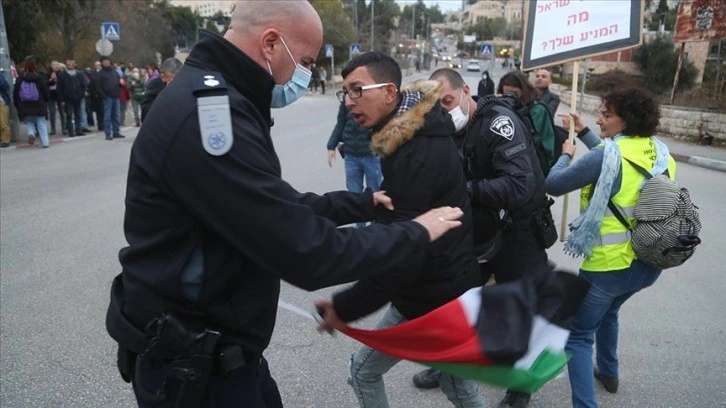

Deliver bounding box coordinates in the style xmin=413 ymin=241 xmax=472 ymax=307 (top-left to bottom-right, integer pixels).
xmin=448 ymin=90 xmax=470 ymax=132
xmin=267 ymin=35 xmax=312 ymax=108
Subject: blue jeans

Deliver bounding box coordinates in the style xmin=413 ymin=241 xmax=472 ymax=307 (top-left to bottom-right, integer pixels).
xmin=344 ymin=154 xmax=382 ymax=229
xmin=566 ymin=259 xmax=661 ymax=408
xmin=103 ymin=96 xmax=120 ymax=136
xmin=25 ymin=116 xmax=49 ymax=147
xmin=79 ymin=98 xmax=88 ymax=130
xmin=349 ymin=306 xmax=484 ymax=408
xmin=48 ymin=98 xmax=63 ymax=132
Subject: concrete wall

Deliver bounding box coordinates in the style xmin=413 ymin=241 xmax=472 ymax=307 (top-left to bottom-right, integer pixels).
xmin=551 ymin=84 xmax=725 ymax=142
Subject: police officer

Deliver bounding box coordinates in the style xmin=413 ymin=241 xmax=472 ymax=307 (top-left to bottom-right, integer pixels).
xmin=105 ymin=2 xmax=466 ymax=407
xmin=409 ymin=68 xmax=551 ymax=408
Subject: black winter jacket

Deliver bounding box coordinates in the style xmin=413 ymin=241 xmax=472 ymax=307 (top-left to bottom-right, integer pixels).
xmin=459 ymin=96 xmax=547 ymax=242
xmin=13 ymin=73 xmax=49 ymax=119
xmin=333 ymin=81 xmax=481 ymax=322
xmin=58 ymin=70 xmax=86 ymax=102
xmin=95 ymin=66 xmax=121 ymax=98
xmin=109 ymin=31 xmax=431 ymax=356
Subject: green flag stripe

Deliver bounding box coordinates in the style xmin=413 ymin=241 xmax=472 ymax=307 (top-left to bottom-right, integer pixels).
xmin=419 ymin=349 xmax=569 ymax=394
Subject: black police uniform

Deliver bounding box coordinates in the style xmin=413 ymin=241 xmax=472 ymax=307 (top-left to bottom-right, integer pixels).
xmin=462 ymin=96 xmax=550 ymax=284
xmin=106 ymin=31 xmax=432 ymax=407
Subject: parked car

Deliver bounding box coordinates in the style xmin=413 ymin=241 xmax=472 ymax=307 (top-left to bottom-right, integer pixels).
xmin=466 ymin=59 xmax=481 ymax=72
xmin=449 ymin=58 xmax=462 ymax=69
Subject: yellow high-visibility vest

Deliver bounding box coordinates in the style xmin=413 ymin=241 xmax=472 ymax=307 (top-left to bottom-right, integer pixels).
xmin=580 ymin=137 xmax=677 ymax=272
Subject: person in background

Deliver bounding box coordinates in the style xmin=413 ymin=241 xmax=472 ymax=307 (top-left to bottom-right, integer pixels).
xmin=309 ymin=62 xmax=320 ymax=93
xmin=119 ymin=75 xmax=131 ymax=126
xmin=127 ymin=67 xmax=144 ymax=127
xmin=95 ymin=56 xmax=123 ymax=140
xmin=498 ymin=70 xmax=556 ymax=166
xmin=57 ymin=59 xmax=87 ymax=137
xmin=546 ymin=88 xmax=674 ymax=408
xmin=14 ymin=59 xmax=50 ymax=148
xmin=89 ymin=61 xmax=105 ymax=131
xmin=326 ymin=101 xmax=382 ymax=229
xmin=47 ymin=60 xmax=65 ymax=136
xmin=477 ymin=70 xmax=494 ymax=97
xmin=0 ymin=71 xmax=11 ymax=147
xmin=318 ymin=65 xmax=327 ymax=94
xmin=140 ymin=57 xmax=182 ymax=123
xmin=534 ymin=69 xmax=560 ymax=117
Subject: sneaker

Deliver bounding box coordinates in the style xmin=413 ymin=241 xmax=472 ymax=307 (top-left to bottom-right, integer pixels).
xmin=1 ymin=143 xmax=10 ymax=148
xmin=28 ymin=135 xmax=36 ymax=145
xmin=113 ymin=133 xmax=126 ymax=139
xmin=105 ymin=134 xmax=113 ymax=141
xmin=497 ymin=391 xmax=531 ymax=408
xmin=594 ymin=368 xmax=618 ymax=393
xmin=412 ymin=368 xmax=440 ymax=389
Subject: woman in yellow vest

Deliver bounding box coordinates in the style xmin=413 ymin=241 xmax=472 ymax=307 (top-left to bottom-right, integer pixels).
xmin=545 ymin=88 xmax=676 ymax=408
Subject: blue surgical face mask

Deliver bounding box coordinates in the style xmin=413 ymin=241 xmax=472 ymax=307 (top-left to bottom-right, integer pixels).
xmin=267 ymin=35 xmax=312 ymax=108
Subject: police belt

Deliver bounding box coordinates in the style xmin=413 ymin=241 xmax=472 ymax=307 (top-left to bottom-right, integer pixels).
xmin=107 ymin=274 xmax=254 ymax=377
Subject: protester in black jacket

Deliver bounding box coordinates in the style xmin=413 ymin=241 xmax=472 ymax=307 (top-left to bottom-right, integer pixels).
xmin=315 ymin=53 xmax=484 ymax=408
xmin=57 ymin=59 xmax=87 ymax=136
xmin=105 ymin=3 xmax=462 ymax=406
xmin=94 ymin=56 xmax=123 ymax=139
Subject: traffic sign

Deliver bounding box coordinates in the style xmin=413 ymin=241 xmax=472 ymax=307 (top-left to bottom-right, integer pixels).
xmin=95 ymin=39 xmax=113 ymax=56
xmin=325 ymin=44 xmax=334 ymax=58
xmin=102 ymin=22 xmax=120 ymax=41
xmin=350 ymin=43 xmax=362 ymax=55
xmin=480 ymin=43 xmax=493 ymax=58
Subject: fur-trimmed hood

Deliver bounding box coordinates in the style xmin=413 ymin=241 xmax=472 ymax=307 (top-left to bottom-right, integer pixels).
xmin=370 ymin=80 xmax=452 ymax=158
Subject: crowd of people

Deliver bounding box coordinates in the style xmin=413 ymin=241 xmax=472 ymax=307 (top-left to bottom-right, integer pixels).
xmin=93 ymin=2 xmax=674 ymax=408
xmin=1 ymin=56 xmax=183 ymax=147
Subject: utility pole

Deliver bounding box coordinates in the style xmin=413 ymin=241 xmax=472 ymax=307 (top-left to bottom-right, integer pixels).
xmin=0 ymin=2 xmax=19 ymax=143
xmin=412 ymin=5 xmax=416 ymax=40
xmin=370 ymin=0 xmax=375 ymax=51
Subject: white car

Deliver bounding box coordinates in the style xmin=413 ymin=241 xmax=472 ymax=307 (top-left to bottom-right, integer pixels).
xmin=466 ymin=59 xmax=481 ymax=72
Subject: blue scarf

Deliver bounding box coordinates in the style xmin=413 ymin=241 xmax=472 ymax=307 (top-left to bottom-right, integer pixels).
xmin=564 ymin=136 xmax=670 ymax=258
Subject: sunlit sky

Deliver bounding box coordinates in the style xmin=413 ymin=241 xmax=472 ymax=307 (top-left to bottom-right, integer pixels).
xmin=395 ymin=0 xmax=464 ymax=13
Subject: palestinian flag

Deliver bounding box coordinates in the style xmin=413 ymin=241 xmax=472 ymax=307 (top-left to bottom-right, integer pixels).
xmin=340 ymin=271 xmax=589 ymax=393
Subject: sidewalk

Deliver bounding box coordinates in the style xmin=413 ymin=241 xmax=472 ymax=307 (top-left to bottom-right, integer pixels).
xmin=5 ymin=124 xmax=137 ymax=149
xmin=558 ymin=102 xmax=726 ymax=173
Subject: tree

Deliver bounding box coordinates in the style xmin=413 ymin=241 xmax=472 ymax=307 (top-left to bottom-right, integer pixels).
xmin=3 ymin=0 xmax=102 ymax=63
xmin=633 ymin=35 xmax=698 ymax=95
xmin=310 ymin=0 xmax=356 ymax=66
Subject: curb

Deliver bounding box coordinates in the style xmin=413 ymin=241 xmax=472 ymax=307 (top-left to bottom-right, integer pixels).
xmin=671 ymin=153 xmax=726 ymax=173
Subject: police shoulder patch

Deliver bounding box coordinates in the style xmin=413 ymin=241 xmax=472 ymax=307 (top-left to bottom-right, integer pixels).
xmin=490 ymin=115 xmax=515 ymax=140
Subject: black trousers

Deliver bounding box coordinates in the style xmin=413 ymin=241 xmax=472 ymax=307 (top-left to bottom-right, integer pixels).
xmin=133 ymin=355 xmax=283 ymax=408
xmin=479 ymin=226 xmax=549 ymax=285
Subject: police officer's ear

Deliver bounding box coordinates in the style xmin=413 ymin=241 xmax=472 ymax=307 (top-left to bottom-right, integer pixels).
xmin=260 ymin=29 xmax=281 ymax=59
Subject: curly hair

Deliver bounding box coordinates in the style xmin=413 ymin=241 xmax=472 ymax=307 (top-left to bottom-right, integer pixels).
xmin=496 ymin=70 xmax=540 ymax=105
xmin=601 ymin=88 xmax=660 ymax=137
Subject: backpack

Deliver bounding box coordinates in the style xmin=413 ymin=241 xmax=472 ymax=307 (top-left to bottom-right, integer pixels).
xmin=608 ymin=158 xmax=702 ymax=269
xmin=19 ymin=80 xmax=40 ymax=102
xmin=522 ymin=102 xmax=568 ymax=177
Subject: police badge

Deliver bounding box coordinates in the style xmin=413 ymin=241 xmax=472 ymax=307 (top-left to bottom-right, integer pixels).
xmin=490 ymin=115 xmax=515 ymax=140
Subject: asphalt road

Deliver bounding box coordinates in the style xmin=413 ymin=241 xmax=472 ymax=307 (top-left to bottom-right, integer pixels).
xmin=1 ymin=66 xmax=724 ymax=408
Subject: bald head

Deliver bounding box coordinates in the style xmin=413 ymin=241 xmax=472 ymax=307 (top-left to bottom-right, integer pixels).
xmin=224 ymin=1 xmax=322 ymax=86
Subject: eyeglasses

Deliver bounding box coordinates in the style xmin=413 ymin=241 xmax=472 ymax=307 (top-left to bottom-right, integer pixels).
xmin=336 ymin=83 xmax=391 ymax=102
